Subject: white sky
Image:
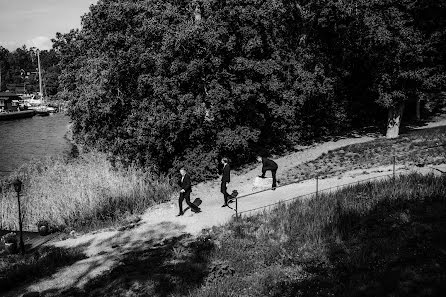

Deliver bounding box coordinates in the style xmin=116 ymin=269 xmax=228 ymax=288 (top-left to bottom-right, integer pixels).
xmin=0 ymin=0 xmax=97 ymax=51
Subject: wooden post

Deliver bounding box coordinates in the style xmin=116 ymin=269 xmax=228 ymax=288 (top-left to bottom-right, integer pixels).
xmin=235 ymin=198 xmax=238 ymax=221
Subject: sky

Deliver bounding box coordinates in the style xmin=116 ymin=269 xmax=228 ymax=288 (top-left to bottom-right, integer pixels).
xmin=0 ymin=0 xmax=97 ymax=51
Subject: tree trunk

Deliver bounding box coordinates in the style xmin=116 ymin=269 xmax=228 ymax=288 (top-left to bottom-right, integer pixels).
xmin=386 ymin=103 xmax=404 ymax=139
xmin=416 ymin=97 xmax=421 ymax=121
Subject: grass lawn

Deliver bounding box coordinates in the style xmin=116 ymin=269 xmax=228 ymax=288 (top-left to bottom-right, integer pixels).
xmin=282 ymin=125 xmax=446 ymax=183
xmin=191 ymin=173 xmax=446 ymax=297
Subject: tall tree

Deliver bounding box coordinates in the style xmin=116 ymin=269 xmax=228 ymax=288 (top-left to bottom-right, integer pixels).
xmin=58 ymin=0 xmax=446 ymax=180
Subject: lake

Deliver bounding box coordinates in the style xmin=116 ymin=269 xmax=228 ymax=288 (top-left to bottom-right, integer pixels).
xmin=0 ymin=113 xmax=73 ymax=180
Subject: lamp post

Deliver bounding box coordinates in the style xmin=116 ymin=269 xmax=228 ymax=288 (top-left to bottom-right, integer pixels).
xmin=12 ymin=179 xmax=25 ymax=254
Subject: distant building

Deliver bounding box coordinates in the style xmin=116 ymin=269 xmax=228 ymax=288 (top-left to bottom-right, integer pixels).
xmin=6 ymin=84 xmax=27 ymax=94
xmin=0 ymin=92 xmax=21 ymax=112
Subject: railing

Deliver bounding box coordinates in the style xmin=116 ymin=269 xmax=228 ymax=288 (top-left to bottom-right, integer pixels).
xmin=231 ymin=143 xmax=446 ymax=220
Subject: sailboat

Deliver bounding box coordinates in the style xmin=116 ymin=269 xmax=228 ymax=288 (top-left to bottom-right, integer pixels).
xmin=26 ymin=50 xmax=53 ymax=116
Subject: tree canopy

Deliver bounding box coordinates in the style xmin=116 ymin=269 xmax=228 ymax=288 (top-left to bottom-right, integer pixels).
xmin=0 ymin=45 xmax=60 ymax=96
xmin=56 ymin=0 xmax=446 ymax=180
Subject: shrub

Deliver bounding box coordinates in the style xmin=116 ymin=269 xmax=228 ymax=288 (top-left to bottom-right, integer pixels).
xmin=1 ymin=232 xmax=17 ymax=244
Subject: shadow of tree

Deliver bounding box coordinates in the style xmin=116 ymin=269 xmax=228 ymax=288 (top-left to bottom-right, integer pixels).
xmin=0 ymin=244 xmax=88 ymax=295
xmin=42 ymin=233 xmax=213 ymax=297
xmin=283 ymin=195 xmax=446 ymax=297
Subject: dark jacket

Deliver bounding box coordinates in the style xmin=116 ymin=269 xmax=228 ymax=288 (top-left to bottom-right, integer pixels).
xmin=180 ymin=173 xmax=192 ymax=192
xmin=221 ymin=164 xmax=230 ymax=183
xmin=262 ymin=157 xmax=278 ymax=171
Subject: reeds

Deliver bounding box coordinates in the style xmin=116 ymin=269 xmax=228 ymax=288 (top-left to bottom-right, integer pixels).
xmin=0 ymin=152 xmax=175 ymax=231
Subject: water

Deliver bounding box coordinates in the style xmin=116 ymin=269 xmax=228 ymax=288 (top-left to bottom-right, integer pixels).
xmin=0 ymin=113 xmax=73 ymax=180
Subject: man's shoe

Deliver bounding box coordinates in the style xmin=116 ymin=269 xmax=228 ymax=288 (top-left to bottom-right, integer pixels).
xmin=192 ymin=208 xmax=201 ymax=213
xmin=272 ymin=187 xmax=276 ymax=191
xmin=258 ymin=175 xmax=266 ymax=179
xmin=228 ymin=199 xmax=234 ymax=204
xmin=176 ymin=212 xmax=184 ymax=217
xmin=221 ymin=204 xmax=228 ymax=207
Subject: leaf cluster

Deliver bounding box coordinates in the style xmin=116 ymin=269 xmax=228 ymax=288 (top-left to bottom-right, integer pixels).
xmin=56 ymin=0 xmax=446 ymax=180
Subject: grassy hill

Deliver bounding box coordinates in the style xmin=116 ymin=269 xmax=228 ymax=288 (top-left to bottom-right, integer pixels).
xmin=35 ymin=173 xmax=446 ymax=297
xmin=194 ymin=173 xmax=446 ymax=297
xmin=283 ymin=125 xmax=446 ymax=183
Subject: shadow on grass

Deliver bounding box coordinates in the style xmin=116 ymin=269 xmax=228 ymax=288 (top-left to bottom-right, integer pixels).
xmin=0 ymin=245 xmax=87 ymax=295
xmin=44 ymin=233 xmax=213 ymax=297
xmin=285 ymin=194 xmax=446 ymax=297
xmin=196 ymin=175 xmax=446 ymax=297
xmin=3 ymin=220 xmax=209 ymax=297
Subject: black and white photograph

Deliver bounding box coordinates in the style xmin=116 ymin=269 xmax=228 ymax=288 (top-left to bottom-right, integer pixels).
xmin=1 ymin=0 xmax=445 ymax=296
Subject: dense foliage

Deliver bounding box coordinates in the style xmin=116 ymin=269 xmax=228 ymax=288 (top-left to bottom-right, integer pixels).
xmin=55 ymin=0 xmax=446 ymax=180
xmin=0 ymin=46 xmax=60 ymax=96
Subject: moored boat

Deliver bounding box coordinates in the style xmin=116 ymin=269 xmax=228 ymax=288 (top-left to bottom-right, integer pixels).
xmin=0 ymin=110 xmax=35 ymax=120
xmin=29 ymin=105 xmax=51 ymax=116
xmin=0 ymin=92 xmax=36 ymax=121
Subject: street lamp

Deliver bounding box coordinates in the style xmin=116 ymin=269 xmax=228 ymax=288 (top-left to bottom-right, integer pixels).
xmin=12 ymin=179 xmax=25 ymax=254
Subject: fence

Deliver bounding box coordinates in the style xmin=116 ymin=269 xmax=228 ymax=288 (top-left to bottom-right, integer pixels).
xmin=231 ymin=143 xmax=446 ymax=220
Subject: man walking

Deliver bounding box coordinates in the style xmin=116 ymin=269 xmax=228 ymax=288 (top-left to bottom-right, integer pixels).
xmin=220 ymin=157 xmax=231 ymax=207
xmin=257 ymin=155 xmax=278 ymax=190
xmin=177 ymin=168 xmax=201 ymax=216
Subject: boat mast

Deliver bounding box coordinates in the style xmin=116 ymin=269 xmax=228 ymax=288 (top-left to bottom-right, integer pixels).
xmin=37 ymin=49 xmax=43 ymax=100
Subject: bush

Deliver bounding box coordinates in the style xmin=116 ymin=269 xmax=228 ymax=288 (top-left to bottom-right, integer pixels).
xmin=1 ymin=232 xmax=17 ymax=244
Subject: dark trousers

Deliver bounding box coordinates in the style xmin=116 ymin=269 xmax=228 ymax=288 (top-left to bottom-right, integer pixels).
xmin=261 ymin=168 xmax=277 ymax=188
xmin=179 ymin=190 xmax=199 ymax=213
xmin=221 ymin=181 xmax=230 ymax=204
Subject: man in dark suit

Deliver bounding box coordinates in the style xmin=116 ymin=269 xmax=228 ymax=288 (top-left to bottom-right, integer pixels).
xmin=177 ymin=168 xmax=201 ymax=216
xmin=220 ymin=157 xmax=231 ymax=207
xmin=257 ymin=155 xmax=278 ymax=190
